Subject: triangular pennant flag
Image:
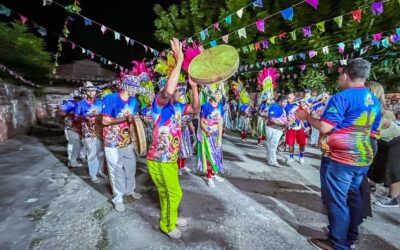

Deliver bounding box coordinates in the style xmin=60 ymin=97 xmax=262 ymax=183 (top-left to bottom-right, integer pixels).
xmin=299 ymin=53 xmax=306 ymax=60
xmin=63 ymin=27 xmax=70 ymax=37
xmin=68 ymin=16 xmax=75 ymax=21
xmin=352 ymin=10 xmax=362 ymax=23
xmin=278 ymin=32 xmax=287 ymax=39
xmin=303 ymin=26 xmax=312 ymax=37
xmin=114 ymin=32 xmax=121 ymax=40
xmin=200 ymin=29 xmax=209 ymax=40
xmin=43 ymin=0 xmax=53 ymax=6
xmin=213 ymin=22 xmax=221 ymax=32
xmin=290 ymin=31 xmax=297 ymax=41
xmin=82 ymin=48 xmax=86 ymax=54
xmin=187 ymin=37 xmax=193 ymax=44
xmin=316 ymin=21 xmax=325 ymax=32
xmin=261 ymin=40 xmax=269 ymax=49
xmin=129 ymin=39 xmax=135 ymax=46
xmin=256 ymin=19 xmax=265 ymax=32
xmin=353 ymin=38 xmax=362 ymax=49
xmin=360 ymin=48 xmax=365 ymax=55
xmin=322 ymin=46 xmax=329 ymax=55
xmin=237 ymin=8 xmax=244 ymax=18
xmin=210 ymin=40 xmax=217 ymax=47
xmin=71 ymin=42 xmax=76 ymax=49
xmin=269 ymin=36 xmax=276 ymax=44
xmin=222 ymin=35 xmax=229 ymax=43
xmin=333 ymin=16 xmax=343 ymax=28
xmin=225 ymin=15 xmax=232 ymax=25
xmin=238 ymin=28 xmax=247 ymax=39
xmin=0 ymin=5 xmax=11 ymax=16
xmin=249 ymin=44 xmax=255 ymax=52
xmin=391 ymin=34 xmax=400 ymax=44
xmin=300 ymin=65 xmax=307 ymax=71
xmin=253 ymin=0 xmax=263 ymax=8
xmin=100 ymin=25 xmax=107 ymax=34
xmin=340 ymin=59 xmax=348 ymax=66
xmin=91 ymin=52 xmax=95 ymax=60
xmin=242 ymin=46 xmax=249 ymax=53
xmin=306 ymin=0 xmax=319 ymax=9
xmin=255 ymin=42 xmax=261 ymax=50
xmin=396 ymin=28 xmax=400 ymax=36
xmin=381 ymin=37 xmax=390 ymax=48
xmin=337 ymin=42 xmax=345 ymax=53
xmin=125 ymin=36 xmax=130 ymax=45
xmin=20 ymin=15 xmax=28 ymax=24
xmin=278 ymin=58 xmax=284 ymax=63
xmin=309 ymin=50 xmax=317 ymax=58
xmin=371 ymin=1 xmax=384 ymax=15
xmin=373 ymin=33 xmax=382 ymax=41
xmin=86 ymin=50 xmax=91 ymax=55
xmin=288 ymin=66 xmax=294 ymax=70
xmin=281 ymin=7 xmax=294 ymax=21
xmin=288 ymin=55 xmax=294 ymax=61
xmin=313 ymin=63 xmax=319 ymax=68
xmin=37 ymin=26 xmax=47 ymax=36
xmin=143 ymin=45 xmax=148 ymax=52
xmin=84 ymin=17 xmax=92 ymax=26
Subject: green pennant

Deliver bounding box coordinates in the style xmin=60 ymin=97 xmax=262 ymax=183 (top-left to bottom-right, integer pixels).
xmin=269 ymin=36 xmax=276 ymax=44
xmin=249 ymin=44 xmax=255 ymax=51
xmin=316 ymin=21 xmax=325 ymax=32
xmin=333 ymin=16 xmax=343 ymax=28
xmin=290 ymin=31 xmax=297 ymax=41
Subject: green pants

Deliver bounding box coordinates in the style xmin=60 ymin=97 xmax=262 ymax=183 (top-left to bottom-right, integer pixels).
xmin=147 ymin=160 xmax=183 ymax=233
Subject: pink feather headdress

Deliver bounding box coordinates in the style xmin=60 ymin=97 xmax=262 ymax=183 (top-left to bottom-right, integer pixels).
xmin=257 ymin=67 xmax=279 ymax=88
xmin=130 ymin=60 xmax=154 ymax=79
xmin=182 ymin=42 xmax=201 ymax=72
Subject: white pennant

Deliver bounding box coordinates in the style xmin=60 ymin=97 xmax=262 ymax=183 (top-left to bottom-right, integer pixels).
xmin=237 ymin=8 xmax=244 ymax=18
xmin=222 ymin=35 xmax=229 ymax=43
xmin=125 ymin=36 xmax=130 ymax=45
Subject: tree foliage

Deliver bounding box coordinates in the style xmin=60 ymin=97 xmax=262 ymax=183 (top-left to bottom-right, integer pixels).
xmin=299 ymin=69 xmax=327 ymax=91
xmin=0 ymin=21 xmax=53 ymax=84
xmin=154 ymin=0 xmax=400 ymax=92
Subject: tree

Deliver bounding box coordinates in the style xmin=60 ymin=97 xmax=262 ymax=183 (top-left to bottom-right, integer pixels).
xmin=0 ymin=21 xmax=53 ymax=84
xmin=299 ymin=69 xmax=327 ymax=91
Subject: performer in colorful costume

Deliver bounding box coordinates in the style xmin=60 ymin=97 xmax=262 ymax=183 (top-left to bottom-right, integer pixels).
xmin=232 ymin=81 xmax=251 ymax=142
xmin=258 ymin=68 xmax=287 ymax=167
xmin=76 ymin=82 xmax=105 ymax=183
xmin=198 ymin=83 xmax=225 ymax=188
xmin=146 ymin=39 xmax=200 ymax=239
xmin=102 ymin=72 xmax=148 ymax=211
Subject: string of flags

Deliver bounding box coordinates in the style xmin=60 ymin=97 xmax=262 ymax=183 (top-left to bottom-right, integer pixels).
xmin=239 ymin=0 xmax=388 ymax=54
xmin=45 ymin=0 xmax=161 ymax=56
xmin=0 ymin=4 xmax=129 ymax=74
xmin=0 ymin=64 xmax=38 ymax=87
xmin=238 ymin=26 xmax=400 ymax=71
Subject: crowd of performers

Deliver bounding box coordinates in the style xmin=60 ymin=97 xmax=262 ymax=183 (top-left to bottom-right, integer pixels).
xmin=57 ymin=39 xmax=400 ymax=248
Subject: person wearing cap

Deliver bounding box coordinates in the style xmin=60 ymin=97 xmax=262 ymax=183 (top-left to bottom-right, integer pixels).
xmin=296 ymin=59 xmax=381 ymax=250
xmin=75 ymin=82 xmax=105 ymax=183
xmin=58 ymin=91 xmax=83 ymax=168
xmin=102 ymin=74 xmax=145 ymax=212
xmin=146 ymin=38 xmax=200 ymax=239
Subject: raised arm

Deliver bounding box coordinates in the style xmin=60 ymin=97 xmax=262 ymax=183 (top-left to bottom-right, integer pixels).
xmin=157 ymin=38 xmax=184 ymax=106
xmin=185 ymin=77 xmax=200 ymax=114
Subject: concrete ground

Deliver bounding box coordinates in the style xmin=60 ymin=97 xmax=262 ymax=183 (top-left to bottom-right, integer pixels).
xmin=0 ymin=130 xmax=399 ymax=250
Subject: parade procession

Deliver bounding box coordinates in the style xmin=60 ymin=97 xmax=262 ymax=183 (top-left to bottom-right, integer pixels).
xmin=1 ymin=0 xmax=400 ymax=249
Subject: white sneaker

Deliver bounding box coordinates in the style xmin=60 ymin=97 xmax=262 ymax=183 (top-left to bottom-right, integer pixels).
xmin=98 ymin=171 xmax=108 ymax=178
xmin=206 ymin=178 xmax=216 ymax=188
xmin=213 ymin=175 xmax=224 ymax=182
xmin=167 ymin=229 xmax=182 ymax=239
xmin=130 ymin=192 xmax=142 ymax=200
xmin=114 ymin=202 xmax=125 ymax=212
xmin=299 ymin=157 xmax=305 ymax=165
xmin=68 ymin=161 xmax=82 ymax=168
xmin=91 ymin=177 xmax=100 ymax=183
xmin=271 ymin=162 xmax=281 ymax=168
xmin=178 ymin=169 xmax=183 ymax=176
xmin=176 ymin=218 xmax=188 ymax=227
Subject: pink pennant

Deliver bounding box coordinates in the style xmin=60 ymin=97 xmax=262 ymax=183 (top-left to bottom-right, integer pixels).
xmin=71 ymin=43 xmax=76 ymax=49
xmin=20 ymin=15 xmax=28 ymax=24
xmin=90 ymin=52 xmax=95 ymax=60
xmin=213 ymin=22 xmax=221 ymax=32
xmin=256 ymin=19 xmax=265 ymax=32
xmin=143 ymin=45 xmax=148 ymax=52
xmin=352 ymin=10 xmax=362 ymax=23
xmin=100 ymin=25 xmax=107 ymax=34
xmin=222 ymin=35 xmax=229 ymax=43
xmin=373 ymin=33 xmax=382 ymax=41
xmin=309 ymin=50 xmax=317 ymax=58
xmin=305 ymin=0 xmax=319 ymax=10
xmin=300 ymin=65 xmax=306 ymax=71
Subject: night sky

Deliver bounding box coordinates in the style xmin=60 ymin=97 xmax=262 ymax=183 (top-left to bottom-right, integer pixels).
xmin=1 ymin=0 xmax=181 ymax=68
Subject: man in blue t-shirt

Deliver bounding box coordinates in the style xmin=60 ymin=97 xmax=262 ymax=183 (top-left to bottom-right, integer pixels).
xmin=76 ymin=82 xmax=105 ymax=183
xmin=296 ymin=59 xmax=381 ymax=250
xmin=102 ymin=75 xmax=143 ymax=212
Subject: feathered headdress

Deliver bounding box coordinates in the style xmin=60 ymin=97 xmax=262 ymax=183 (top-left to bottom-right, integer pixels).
xmin=230 ymin=80 xmax=250 ymax=105
xmin=203 ymin=82 xmax=226 ymax=98
xmin=257 ymin=67 xmax=279 ymax=103
xmin=154 ymin=54 xmax=185 ymax=89
xmin=130 ymin=60 xmax=153 ymax=80
xmin=182 ymin=43 xmax=201 ymax=72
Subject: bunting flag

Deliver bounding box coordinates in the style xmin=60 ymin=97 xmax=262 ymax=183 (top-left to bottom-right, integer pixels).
xmin=322 ymin=46 xmax=329 ymax=55
xmin=71 ymin=42 xmax=76 ymax=49
xmin=84 ymin=17 xmax=92 ymax=26
xmin=334 ymin=15 xmax=343 ymax=28
xmin=237 ymin=8 xmax=244 ymax=18
xmin=371 ymin=1 xmax=384 ymax=15
xmin=238 ymin=28 xmax=247 ymax=38
xmin=290 ymin=31 xmax=297 ymax=41
xmin=352 ymin=9 xmax=362 ymax=23
xmin=81 ymin=48 xmax=86 ymax=54
xmin=269 ymin=36 xmax=276 ymax=44
xmin=210 ymin=40 xmax=217 ymax=47
xmin=129 ymin=39 xmax=135 ymax=46
xmin=0 ymin=5 xmax=11 ymax=16
xmin=279 ymin=32 xmax=287 ymax=39
xmin=255 ymin=42 xmax=261 ymax=50
xmin=20 ymin=15 xmax=28 ymax=24
xmin=37 ymin=26 xmax=47 ymax=36
xmin=300 ymin=65 xmax=307 ymax=71
xmin=373 ymin=33 xmax=383 ymax=41
xmin=316 ymin=21 xmax=325 ymax=32
xmin=200 ymin=29 xmax=209 ymax=40
xmin=281 ymin=7 xmax=294 ymax=21
xmin=261 ymin=40 xmax=269 ymax=48
xmin=100 ymin=25 xmax=107 ymax=34
xmin=337 ymin=42 xmax=345 ymax=53
xmin=225 ymin=15 xmax=232 ymax=25
xmin=256 ymin=19 xmax=265 ymax=32
xmin=114 ymin=31 xmax=120 ymax=40
xmin=213 ymin=22 xmax=221 ymax=32
xmin=309 ymin=50 xmax=317 ymax=58
xmin=222 ymin=35 xmax=229 ymax=43
xmin=253 ymin=0 xmax=263 ymax=8
xmin=353 ymin=38 xmax=362 ymax=49
xmin=125 ymin=36 xmax=129 ymax=45
xmin=43 ymin=0 xmax=53 ymax=6
xmin=381 ymin=37 xmax=390 ymax=48
xmin=340 ymin=59 xmax=348 ymax=65
xmin=303 ymin=26 xmax=312 ymax=37
xmin=306 ymin=0 xmax=319 ymax=10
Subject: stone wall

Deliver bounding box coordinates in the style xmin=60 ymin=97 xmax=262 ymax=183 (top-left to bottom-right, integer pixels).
xmin=0 ymin=79 xmax=37 ymax=141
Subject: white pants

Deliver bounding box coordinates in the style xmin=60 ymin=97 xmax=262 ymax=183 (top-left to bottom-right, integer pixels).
xmin=265 ymin=126 xmax=283 ymax=164
xmin=64 ymin=129 xmax=81 ymax=166
xmin=105 ymin=144 xmax=137 ymax=205
xmin=310 ymin=127 xmax=320 ymax=145
xmin=79 ymin=141 xmax=87 ymax=160
xmin=82 ymin=137 xmax=104 ymax=179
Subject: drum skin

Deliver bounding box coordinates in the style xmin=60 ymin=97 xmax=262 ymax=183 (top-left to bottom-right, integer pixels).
xmin=131 ymin=116 xmax=147 ymax=157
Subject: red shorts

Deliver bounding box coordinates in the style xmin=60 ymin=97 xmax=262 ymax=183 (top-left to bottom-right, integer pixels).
xmin=285 ymin=129 xmax=307 ymax=146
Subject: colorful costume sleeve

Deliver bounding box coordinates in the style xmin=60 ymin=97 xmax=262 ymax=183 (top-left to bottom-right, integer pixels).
xmin=321 ymin=94 xmax=347 ymax=127
xmin=102 ymin=95 xmax=114 ymax=117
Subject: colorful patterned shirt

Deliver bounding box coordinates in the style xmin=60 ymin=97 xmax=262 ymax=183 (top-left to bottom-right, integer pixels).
xmin=102 ymin=92 xmax=138 ymax=148
xmin=200 ymin=102 xmax=224 ymax=134
xmin=76 ymin=99 xmax=103 ymax=138
xmin=147 ymin=95 xmax=189 ymax=162
xmin=320 ymin=87 xmax=381 ymax=166
xmin=285 ymin=103 xmax=303 ymax=130
xmin=60 ymin=100 xmax=80 ymax=132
